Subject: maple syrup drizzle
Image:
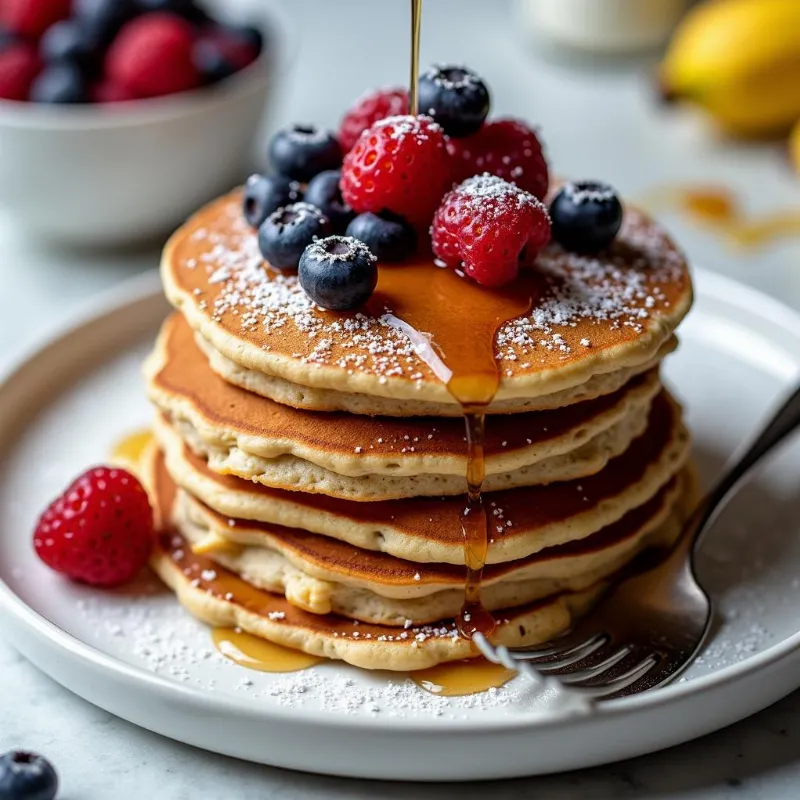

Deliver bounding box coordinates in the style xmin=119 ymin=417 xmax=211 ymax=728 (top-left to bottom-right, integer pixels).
xmin=643 ymin=185 xmax=800 ymax=248
xmin=212 ymin=627 xmax=323 ymax=673
xmin=111 ymin=429 xmax=153 ymax=467
xmin=409 ymin=0 xmax=422 ymax=115
xmin=411 ymin=658 xmax=516 ymax=696
xmin=367 ymin=261 xmax=538 ymax=639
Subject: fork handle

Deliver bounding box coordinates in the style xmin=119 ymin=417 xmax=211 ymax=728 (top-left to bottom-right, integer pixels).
xmin=691 ymin=382 xmax=800 ymax=550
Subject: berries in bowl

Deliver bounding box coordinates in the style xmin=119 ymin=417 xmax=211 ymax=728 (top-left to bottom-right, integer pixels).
xmin=0 ymin=0 xmax=278 ymax=246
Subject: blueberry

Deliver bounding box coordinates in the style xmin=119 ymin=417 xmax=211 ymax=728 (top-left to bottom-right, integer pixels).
xmin=193 ymin=36 xmax=238 ymax=85
xmin=549 ymin=181 xmax=624 ymax=255
xmin=30 ymin=64 xmax=88 ymax=104
xmin=299 ymin=235 xmax=378 ymax=311
xmin=243 ymin=174 xmax=302 ymax=228
xmin=0 ymin=751 xmax=59 ymax=800
xmin=258 ymin=202 xmax=330 ymax=272
xmin=0 ymin=28 xmax=18 ymax=50
xmin=40 ymin=20 xmax=99 ymax=73
xmin=269 ymin=124 xmax=342 ymax=183
xmin=220 ymin=23 xmax=264 ymax=56
xmin=418 ymin=64 xmax=490 ymax=138
xmin=304 ymin=171 xmax=354 ymax=233
xmin=73 ymin=0 xmax=137 ymax=46
xmin=346 ymin=211 xmax=417 ymax=262
xmin=135 ymin=0 xmax=210 ymax=24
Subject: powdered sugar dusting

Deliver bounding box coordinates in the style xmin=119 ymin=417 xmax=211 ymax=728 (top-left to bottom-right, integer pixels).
xmin=304 ymin=235 xmax=376 ymax=264
xmin=370 ymin=113 xmax=443 ymax=142
xmin=176 ymin=198 xmax=688 ymax=383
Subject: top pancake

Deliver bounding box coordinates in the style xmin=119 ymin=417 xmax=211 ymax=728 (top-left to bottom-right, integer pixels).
xmin=162 ymin=191 xmax=692 ymax=411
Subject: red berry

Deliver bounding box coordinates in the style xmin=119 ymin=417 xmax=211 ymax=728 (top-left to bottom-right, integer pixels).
xmin=338 ymin=86 xmax=408 ymax=153
xmin=447 ymin=118 xmax=550 ymax=200
xmin=0 ymin=0 xmax=70 ymax=38
xmin=91 ymin=80 xmax=136 ymax=103
xmin=341 ymin=114 xmax=453 ymax=227
xmin=0 ymin=43 xmax=40 ymax=100
xmin=431 ymin=173 xmax=551 ymax=287
xmin=33 ymin=466 xmax=155 ymax=587
xmin=105 ymin=13 xmax=200 ymax=99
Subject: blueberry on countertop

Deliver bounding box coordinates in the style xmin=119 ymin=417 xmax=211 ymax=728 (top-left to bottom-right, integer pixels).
xmin=258 ymin=202 xmax=330 ymax=271
xmin=269 ymin=124 xmax=342 ymax=183
xmin=0 ymin=751 xmax=59 ymax=800
xmin=346 ymin=211 xmax=417 ymax=262
xmin=418 ymin=64 xmax=490 ymax=138
xmin=299 ymin=235 xmax=378 ymax=311
xmin=304 ymin=170 xmax=354 ymax=233
xmin=243 ymin=174 xmax=302 ymax=228
xmin=549 ymin=181 xmax=624 ymax=255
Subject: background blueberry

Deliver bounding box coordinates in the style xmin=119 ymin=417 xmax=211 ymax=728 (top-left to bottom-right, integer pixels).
xmin=135 ymin=0 xmax=209 ymax=23
xmin=221 ymin=23 xmax=264 ymax=56
xmin=346 ymin=211 xmax=417 ymax=262
xmin=269 ymin=124 xmax=342 ymax=183
xmin=418 ymin=64 xmax=490 ymax=138
xmin=40 ymin=20 xmax=99 ymax=74
xmin=73 ymin=0 xmax=138 ymax=46
xmin=258 ymin=202 xmax=330 ymax=271
xmin=0 ymin=751 xmax=59 ymax=800
xmin=549 ymin=181 xmax=624 ymax=255
xmin=242 ymin=174 xmax=302 ymax=228
xmin=30 ymin=64 xmax=88 ymax=104
xmin=0 ymin=28 xmax=18 ymax=50
xmin=193 ymin=36 xmax=237 ymax=84
xmin=299 ymin=235 xmax=378 ymax=311
xmin=304 ymin=170 xmax=353 ymax=232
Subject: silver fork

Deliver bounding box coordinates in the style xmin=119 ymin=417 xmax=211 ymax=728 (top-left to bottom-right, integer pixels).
xmin=475 ymin=382 xmax=800 ymax=703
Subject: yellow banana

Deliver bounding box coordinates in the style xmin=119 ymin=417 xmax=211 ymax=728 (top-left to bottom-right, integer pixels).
xmin=660 ymin=0 xmax=800 ymax=137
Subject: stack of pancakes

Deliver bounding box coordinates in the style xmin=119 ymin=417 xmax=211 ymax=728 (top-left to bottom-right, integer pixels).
xmin=142 ymin=191 xmax=695 ymax=671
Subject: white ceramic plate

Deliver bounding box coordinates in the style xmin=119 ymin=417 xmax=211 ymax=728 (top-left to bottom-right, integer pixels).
xmin=1 ymin=269 xmax=800 ymax=781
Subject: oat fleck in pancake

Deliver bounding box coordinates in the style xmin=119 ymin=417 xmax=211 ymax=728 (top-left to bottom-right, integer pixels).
xmin=161 ymin=191 xmax=692 ymax=411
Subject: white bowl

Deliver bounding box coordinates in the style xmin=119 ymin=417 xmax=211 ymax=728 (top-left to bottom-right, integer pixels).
xmin=0 ymin=50 xmax=272 ymax=247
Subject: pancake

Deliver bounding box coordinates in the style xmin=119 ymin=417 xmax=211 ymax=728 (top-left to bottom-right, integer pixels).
xmin=151 ymin=532 xmax=608 ymax=671
xmin=173 ymin=469 xmax=692 ymax=625
xmin=161 ymin=191 xmax=692 ymax=410
xmin=154 ymin=400 xmax=651 ymax=501
xmin=146 ymin=313 xmax=662 ymax=480
xmin=196 ymin=328 xmax=678 ymax=417
xmin=159 ymin=390 xmax=691 ymax=564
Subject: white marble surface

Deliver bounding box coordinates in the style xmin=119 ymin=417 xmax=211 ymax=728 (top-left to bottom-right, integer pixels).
xmin=2 ymin=0 xmax=800 ymax=796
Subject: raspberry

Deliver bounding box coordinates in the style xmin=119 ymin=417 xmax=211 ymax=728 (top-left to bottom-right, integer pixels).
xmin=105 ymin=12 xmax=200 ymax=99
xmin=431 ymin=173 xmax=551 ymax=287
xmin=0 ymin=43 xmax=40 ymax=100
xmin=340 ymin=114 xmax=453 ymax=227
xmin=33 ymin=466 xmax=155 ymax=587
xmin=338 ymin=87 xmax=408 ymax=153
xmin=447 ymin=118 xmax=550 ymax=200
xmin=0 ymin=0 xmax=70 ymax=38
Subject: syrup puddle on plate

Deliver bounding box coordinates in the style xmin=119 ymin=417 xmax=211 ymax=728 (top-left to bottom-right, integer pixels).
xmin=212 ymin=627 xmax=324 ymax=673
xmin=111 ymin=429 xmax=153 ymax=466
xmin=410 ymin=658 xmax=516 ymax=696
xmin=643 ymin=185 xmax=800 ymax=248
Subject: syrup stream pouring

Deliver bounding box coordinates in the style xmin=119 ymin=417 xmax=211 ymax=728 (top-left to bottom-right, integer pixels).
xmin=474 ymin=381 xmax=800 ymax=703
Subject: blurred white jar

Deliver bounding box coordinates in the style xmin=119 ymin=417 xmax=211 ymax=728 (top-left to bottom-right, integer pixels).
xmin=516 ymin=0 xmax=689 ymax=53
